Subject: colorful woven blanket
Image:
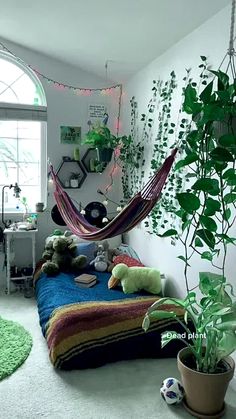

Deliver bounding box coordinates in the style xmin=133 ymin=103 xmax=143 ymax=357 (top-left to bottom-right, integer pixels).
xmin=35 ymin=270 xmax=186 ymax=370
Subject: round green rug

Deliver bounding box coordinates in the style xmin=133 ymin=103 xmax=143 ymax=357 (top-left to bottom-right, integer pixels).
xmin=0 ymin=317 xmax=33 ymax=380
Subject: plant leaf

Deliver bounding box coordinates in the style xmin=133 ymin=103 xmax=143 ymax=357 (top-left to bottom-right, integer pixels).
xmin=218 ymin=134 xmax=236 ymax=147
xmin=158 ymin=229 xmax=178 ymax=237
xmin=192 ymin=178 xmax=220 ymax=195
xmin=196 ymin=229 xmax=215 ymax=249
xmin=204 ymin=198 xmax=221 ymax=216
xmin=210 ymin=147 xmax=234 ymax=162
xmin=177 ymin=192 xmax=200 ymax=214
xmin=201 ymin=251 xmax=213 ymax=261
xmin=200 ymin=215 xmax=217 ymax=232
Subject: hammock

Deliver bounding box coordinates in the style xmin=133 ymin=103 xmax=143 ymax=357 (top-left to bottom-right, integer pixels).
xmin=50 ymin=148 xmax=178 ymax=241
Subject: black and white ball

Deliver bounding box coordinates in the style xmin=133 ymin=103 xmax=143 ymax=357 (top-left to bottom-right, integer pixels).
xmin=160 ymin=377 xmax=184 ymax=405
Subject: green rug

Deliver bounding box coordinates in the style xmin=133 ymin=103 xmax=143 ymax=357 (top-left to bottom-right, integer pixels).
xmin=0 ymin=317 xmax=33 ymax=380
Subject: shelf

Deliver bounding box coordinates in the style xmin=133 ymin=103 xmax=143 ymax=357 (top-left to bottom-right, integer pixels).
xmin=10 ymin=276 xmax=33 ymax=281
xmin=56 ymin=159 xmax=87 ymax=188
xmin=81 ymin=148 xmax=108 ymax=173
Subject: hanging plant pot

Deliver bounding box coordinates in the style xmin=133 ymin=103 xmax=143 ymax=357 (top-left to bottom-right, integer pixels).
xmin=96 ymin=147 xmax=113 ymax=163
xmin=177 ymin=347 xmax=235 ymax=418
xmin=213 ymin=116 xmax=236 ymax=140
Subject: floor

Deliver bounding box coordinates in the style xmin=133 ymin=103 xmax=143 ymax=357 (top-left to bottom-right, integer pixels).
xmin=0 ymin=286 xmax=236 ymax=419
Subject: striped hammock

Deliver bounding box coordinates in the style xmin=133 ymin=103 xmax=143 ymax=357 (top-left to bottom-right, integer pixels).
xmin=50 ymin=148 xmax=177 ymax=241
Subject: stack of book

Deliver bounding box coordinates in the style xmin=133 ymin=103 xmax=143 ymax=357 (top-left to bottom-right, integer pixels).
xmin=74 ymin=273 xmax=97 ymax=288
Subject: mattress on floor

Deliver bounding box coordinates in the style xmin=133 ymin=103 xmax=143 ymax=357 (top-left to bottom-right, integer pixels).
xmin=35 ymin=270 xmax=187 ymax=370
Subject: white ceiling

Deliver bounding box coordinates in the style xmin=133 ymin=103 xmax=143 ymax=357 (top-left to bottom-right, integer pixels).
xmin=0 ymin=0 xmax=230 ymax=82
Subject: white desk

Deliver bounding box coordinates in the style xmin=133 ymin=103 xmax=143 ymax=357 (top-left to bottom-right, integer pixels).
xmin=4 ymin=229 xmax=38 ymax=294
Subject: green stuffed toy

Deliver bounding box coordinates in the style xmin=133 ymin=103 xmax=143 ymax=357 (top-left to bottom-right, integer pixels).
xmin=108 ymin=263 xmax=161 ymax=294
xmin=41 ymin=236 xmax=87 ymax=276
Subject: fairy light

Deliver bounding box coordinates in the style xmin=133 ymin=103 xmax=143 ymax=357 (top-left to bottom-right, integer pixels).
xmin=0 ymin=42 xmax=122 ymax=94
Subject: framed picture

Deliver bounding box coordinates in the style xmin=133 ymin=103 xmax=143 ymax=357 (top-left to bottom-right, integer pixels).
xmin=60 ymin=126 xmax=81 ymax=144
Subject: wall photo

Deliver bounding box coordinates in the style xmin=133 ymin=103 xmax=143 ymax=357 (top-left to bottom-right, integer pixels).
xmin=60 ymin=126 xmax=81 ymax=144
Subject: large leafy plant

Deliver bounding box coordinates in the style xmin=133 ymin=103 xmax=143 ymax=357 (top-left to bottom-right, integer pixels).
xmin=82 ymin=122 xmax=119 ymax=149
xmin=143 ymin=67 xmax=236 ymax=373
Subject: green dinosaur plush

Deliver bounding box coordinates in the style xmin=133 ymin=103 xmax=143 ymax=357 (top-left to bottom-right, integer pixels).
xmin=41 ymin=236 xmax=87 ymax=276
xmin=108 ymin=263 xmax=162 ymax=294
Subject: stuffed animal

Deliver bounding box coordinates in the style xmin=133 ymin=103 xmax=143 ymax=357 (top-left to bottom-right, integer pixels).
xmin=41 ymin=236 xmax=87 ymax=276
xmin=108 ymin=263 xmax=161 ymax=294
xmin=90 ymin=246 xmax=108 ymax=272
xmin=95 ymin=240 xmax=122 ymax=272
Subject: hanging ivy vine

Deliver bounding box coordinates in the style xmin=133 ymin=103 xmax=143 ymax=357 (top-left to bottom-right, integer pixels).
xmin=119 ymin=57 xmax=211 ymax=235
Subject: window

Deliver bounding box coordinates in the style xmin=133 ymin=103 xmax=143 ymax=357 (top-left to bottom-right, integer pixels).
xmin=0 ymin=51 xmax=47 ymax=213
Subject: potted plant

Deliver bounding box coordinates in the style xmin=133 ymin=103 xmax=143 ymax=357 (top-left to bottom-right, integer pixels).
xmin=142 ymin=68 xmax=236 ymax=417
xmin=82 ymin=122 xmax=119 ymax=162
xmin=69 ymin=172 xmax=80 ymax=188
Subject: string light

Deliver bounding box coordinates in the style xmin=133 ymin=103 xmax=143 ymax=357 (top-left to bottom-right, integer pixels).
xmin=0 ymin=42 xmax=122 ymax=95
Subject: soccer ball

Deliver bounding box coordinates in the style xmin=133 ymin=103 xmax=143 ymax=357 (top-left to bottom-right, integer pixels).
xmin=160 ymin=377 xmax=184 ymax=405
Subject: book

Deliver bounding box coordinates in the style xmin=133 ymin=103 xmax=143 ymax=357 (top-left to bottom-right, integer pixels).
xmin=74 ymin=273 xmax=97 ymax=287
xmin=76 ymin=279 xmax=97 ymax=288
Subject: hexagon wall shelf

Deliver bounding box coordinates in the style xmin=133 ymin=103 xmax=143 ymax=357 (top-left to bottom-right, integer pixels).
xmin=81 ymin=148 xmax=107 ymax=173
xmin=56 ymin=159 xmax=87 ymax=189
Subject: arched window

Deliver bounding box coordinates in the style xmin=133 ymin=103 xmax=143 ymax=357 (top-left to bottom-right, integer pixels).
xmin=0 ymin=51 xmax=47 ymax=215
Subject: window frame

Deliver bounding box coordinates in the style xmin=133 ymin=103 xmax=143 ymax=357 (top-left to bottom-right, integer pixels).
xmin=0 ymin=50 xmax=47 ymax=214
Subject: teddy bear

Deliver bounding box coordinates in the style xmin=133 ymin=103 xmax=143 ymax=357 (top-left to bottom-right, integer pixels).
xmin=108 ymin=263 xmax=162 ymax=294
xmin=41 ymin=236 xmax=87 ymax=276
xmin=94 ymin=240 xmax=122 ymax=272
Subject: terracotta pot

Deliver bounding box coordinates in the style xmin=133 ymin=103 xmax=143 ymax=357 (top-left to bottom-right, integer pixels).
xmin=177 ymin=347 xmax=235 ymax=418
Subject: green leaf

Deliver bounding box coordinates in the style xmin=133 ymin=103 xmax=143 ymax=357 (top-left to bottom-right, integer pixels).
xmin=218 ymin=134 xmax=236 ymax=148
xmin=202 ymin=104 xmax=225 ymax=123
xmin=217 ymin=331 xmax=236 ymax=361
xmin=186 ymin=130 xmax=199 ymax=149
xmin=178 ymin=255 xmax=190 ymax=266
xmin=223 ymin=168 xmax=236 ymax=180
xmin=158 ymin=229 xmax=178 ymax=237
xmin=195 ymin=237 xmax=204 ymax=247
xmin=210 ymin=70 xmax=229 ymax=90
xmin=210 ymin=147 xmax=234 ymax=162
xmin=223 ymin=208 xmax=231 ymax=221
xmin=174 ymin=153 xmax=198 ymax=171
xmin=200 ymin=215 xmax=217 ymax=232
xmin=177 ymin=192 xmax=200 ymax=214
xmin=199 ymin=80 xmax=213 ymax=104
xmin=142 ymin=315 xmax=150 ymax=332
xmin=149 ymin=311 xmax=177 ymax=320
xmin=201 ymin=251 xmax=213 ymax=261
xmin=183 ymin=85 xmax=202 ymax=115
xmin=161 ymin=331 xmax=179 ymax=348
xmin=224 ymin=193 xmax=236 ymax=204
xmin=204 ymin=198 xmax=221 ymax=216
xmin=192 ymin=178 xmax=220 ymax=195
xmin=196 ymin=229 xmax=215 ymax=249
xmin=199 ymin=272 xmax=225 ymax=295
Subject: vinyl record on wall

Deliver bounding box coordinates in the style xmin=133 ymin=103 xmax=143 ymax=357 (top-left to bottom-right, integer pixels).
xmin=84 ymin=201 xmax=107 ymax=228
xmin=51 ymin=205 xmax=66 ymax=226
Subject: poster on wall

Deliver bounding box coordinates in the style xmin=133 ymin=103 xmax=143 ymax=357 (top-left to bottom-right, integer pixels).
xmin=60 ymin=126 xmax=81 ymax=144
xmin=88 ymin=104 xmax=106 ymax=124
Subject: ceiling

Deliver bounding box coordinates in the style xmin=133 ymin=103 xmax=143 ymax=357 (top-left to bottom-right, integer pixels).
xmin=0 ymin=0 xmax=230 ymax=82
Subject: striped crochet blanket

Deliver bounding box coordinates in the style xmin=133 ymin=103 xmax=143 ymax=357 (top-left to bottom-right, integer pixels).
xmin=35 ymin=271 xmax=186 ymax=370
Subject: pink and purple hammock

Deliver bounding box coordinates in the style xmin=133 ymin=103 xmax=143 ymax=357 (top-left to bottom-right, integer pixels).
xmin=49 ymin=148 xmax=177 ymax=241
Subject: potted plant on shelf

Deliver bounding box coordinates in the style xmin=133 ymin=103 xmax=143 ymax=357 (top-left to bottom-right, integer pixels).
xmin=69 ymin=172 xmax=80 ymax=188
xmin=82 ymin=122 xmax=119 ymax=163
xmin=142 ymin=67 xmax=236 ymax=418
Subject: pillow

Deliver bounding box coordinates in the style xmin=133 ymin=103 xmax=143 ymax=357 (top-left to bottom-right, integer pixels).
xmin=76 ymin=242 xmax=96 ymax=265
xmin=113 ymin=254 xmax=145 ymax=268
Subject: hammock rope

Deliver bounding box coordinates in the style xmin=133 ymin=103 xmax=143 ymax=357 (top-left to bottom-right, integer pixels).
xmin=50 ymin=148 xmax=178 ymax=240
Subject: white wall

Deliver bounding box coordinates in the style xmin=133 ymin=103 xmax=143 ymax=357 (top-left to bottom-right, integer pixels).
xmin=122 ymin=4 xmax=236 ymax=386
xmin=0 ymin=39 xmax=122 ymax=261
xmin=123 ymin=5 xmax=235 ymax=294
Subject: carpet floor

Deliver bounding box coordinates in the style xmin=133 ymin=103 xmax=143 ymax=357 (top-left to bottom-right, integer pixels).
xmin=0 ymin=288 xmax=236 ymax=419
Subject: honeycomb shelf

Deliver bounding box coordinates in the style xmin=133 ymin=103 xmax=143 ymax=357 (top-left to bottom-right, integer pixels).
xmin=56 ymin=159 xmax=87 ymax=189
